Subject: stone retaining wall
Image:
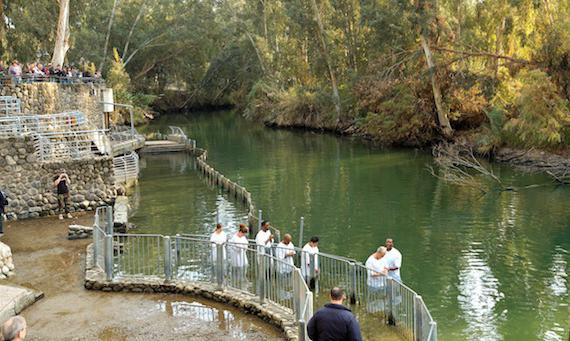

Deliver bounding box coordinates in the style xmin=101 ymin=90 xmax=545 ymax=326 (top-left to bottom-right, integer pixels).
xmin=0 ymin=137 xmax=116 ymax=219
xmin=0 ymin=83 xmax=103 ymax=125
xmin=0 ymin=242 xmax=15 ymax=279
xmin=83 ymin=244 xmax=297 ymax=340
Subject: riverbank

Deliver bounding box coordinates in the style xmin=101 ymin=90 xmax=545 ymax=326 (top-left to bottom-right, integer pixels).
xmin=255 ymin=113 xmax=570 ymax=178
xmin=1 ymin=213 xmax=283 ymax=340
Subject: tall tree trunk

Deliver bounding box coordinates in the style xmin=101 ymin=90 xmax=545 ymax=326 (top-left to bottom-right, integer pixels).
xmin=0 ymin=0 xmax=5 ymax=52
xmin=123 ymin=0 xmax=146 ymax=60
xmin=51 ymin=0 xmax=70 ymax=66
xmin=100 ymin=0 xmax=120 ymax=71
xmin=309 ymin=0 xmax=342 ymax=123
xmin=419 ymin=34 xmax=453 ymax=137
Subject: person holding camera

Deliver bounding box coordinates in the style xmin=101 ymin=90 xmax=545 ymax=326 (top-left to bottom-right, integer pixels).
xmin=53 ymin=170 xmax=72 ymax=220
xmin=0 ymin=189 xmax=8 ymax=236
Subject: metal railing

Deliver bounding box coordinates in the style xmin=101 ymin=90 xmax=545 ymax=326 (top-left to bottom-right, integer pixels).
xmin=0 ymin=96 xmax=21 ymax=115
xmin=1 ymin=75 xmax=105 ymax=86
xmin=33 ymin=129 xmax=111 ymax=161
xmin=113 ymin=151 xmax=140 ymax=184
xmin=92 ymin=209 xmax=313 ymax=340
xmin=0 ymin=112 xmax=88 ymax=137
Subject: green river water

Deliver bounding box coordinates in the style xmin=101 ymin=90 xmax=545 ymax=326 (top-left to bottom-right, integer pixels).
xmin=132 ymin=110 xmax=569 ymax=341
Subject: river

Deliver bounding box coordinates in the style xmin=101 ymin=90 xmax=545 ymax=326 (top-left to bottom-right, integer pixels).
xmin=133 ymin=110 xmax=570 ymax=341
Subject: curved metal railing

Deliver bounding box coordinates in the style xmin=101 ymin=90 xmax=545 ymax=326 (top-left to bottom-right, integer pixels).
xmin=113 ymin=151 xmax=140 ymax=184
xmin=92 ymin=206 xmax=313 ymax=339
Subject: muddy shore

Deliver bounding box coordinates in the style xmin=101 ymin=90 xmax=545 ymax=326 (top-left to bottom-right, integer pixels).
xmin=1 ymin=213 xmax=283 ymax=340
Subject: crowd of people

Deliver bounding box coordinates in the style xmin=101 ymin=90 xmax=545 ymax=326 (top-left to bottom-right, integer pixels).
xmin=209 ymin=221 xmax=403 ymax=341
xmin=0 ymin=59 xmax=101 ymax=83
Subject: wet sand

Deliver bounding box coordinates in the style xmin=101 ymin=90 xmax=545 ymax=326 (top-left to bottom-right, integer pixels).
xmin=2 ymin=213 xmax=284 ymax=340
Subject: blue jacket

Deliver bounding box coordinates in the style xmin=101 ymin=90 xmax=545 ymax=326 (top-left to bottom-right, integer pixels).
xmin=307 ymin=303 xmax=363 ymax=341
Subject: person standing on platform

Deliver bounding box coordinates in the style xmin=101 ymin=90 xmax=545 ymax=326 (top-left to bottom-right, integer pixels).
xmin=385 ymin=238 xmax=402 ymax=282
xmin=276 ymin=233 xmax=296 ymax=299
xmin=301 ymin=236 xmax=319 ymax=289
xmin=229 ymin=224 xmax=249 ymax=289
xmin=255 ymin=220 xmax=273 ymax=254
xmin=210 ymin=223 xmax=227 ymax=261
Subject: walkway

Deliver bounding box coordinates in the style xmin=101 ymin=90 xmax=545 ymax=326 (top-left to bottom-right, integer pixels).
xmin=1 ymin=214 xmax=283 ymax=340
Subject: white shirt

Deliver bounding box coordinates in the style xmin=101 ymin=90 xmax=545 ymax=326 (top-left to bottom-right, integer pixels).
xmin=229 ymin=233 xmax=249 ymax=267
xmin=210 ymin=231 xmax=227 ymax=260
xmin=301 ymin=243 xmax=319 ymax=277
xmin=255 ymin=229 xmax=272 ymax=253
xmin=385 ymin=248 xmax=402 ymax=280
xmin=276 ymin=241 xmax=296 ymax=274
xmin=366 ymin=255 xmax=387 ymax=288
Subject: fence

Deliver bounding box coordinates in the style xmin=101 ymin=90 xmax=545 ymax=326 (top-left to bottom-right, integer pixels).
xmin=113 ymin=151 xmax=140 ymax=184
xmin=33 ymin=129 xmax=111 ymax=161
xmin=91 ymin=208 xmax=313 ymax=340
xmin=0 ymin=112 xmax=88 ymax=137
xmin=0 ymin=96 xmax=21 ymax=115
xmin=1 ymin=75 xmax=105 ymax=86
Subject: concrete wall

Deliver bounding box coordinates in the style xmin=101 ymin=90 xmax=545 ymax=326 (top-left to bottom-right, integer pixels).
xmin=0 ymin=137 xmax=116 ymax=219
xmin=0 ymin=83 xmax=103 ymax=126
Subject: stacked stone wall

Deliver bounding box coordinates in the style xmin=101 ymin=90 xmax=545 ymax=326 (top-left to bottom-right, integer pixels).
xmin=0 ymin=137 xmax=116 ymax=219
xmin=0 ymin=83 xmax=103 ymax=125
xmin=0 ymin=242 xmax=15 ymax=279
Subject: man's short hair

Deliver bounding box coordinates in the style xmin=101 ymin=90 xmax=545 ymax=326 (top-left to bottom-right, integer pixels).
xmin=261 ymin=220 xmax=268 ymax=227
xmin=330 ymin=287 xmax=344 ymax=300
xmin=310 ymin=236 xmax=319 ymax=243
xmin=376 ymin=246 xmax=387 ymax=254
xmin=2 ymin=316 xmax=26 ymax=341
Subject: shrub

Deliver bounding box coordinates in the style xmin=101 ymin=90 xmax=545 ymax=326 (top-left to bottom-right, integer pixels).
xmin=501 ymin=70 xmax=570 ymax=148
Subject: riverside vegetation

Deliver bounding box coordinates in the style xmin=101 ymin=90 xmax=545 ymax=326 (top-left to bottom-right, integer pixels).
xmin=2 ymin=1 xmax=570 ymax=156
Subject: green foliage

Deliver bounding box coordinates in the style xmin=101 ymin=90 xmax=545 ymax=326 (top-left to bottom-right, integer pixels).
xmin=502 ymin=70 xmax=570 ymax=148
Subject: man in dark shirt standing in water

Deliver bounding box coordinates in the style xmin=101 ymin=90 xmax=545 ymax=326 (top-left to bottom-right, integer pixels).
xmin=53 ymin=170 xmax=72 ymax=220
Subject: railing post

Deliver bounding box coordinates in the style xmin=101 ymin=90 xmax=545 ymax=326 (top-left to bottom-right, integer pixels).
xmin=257 ymin=209 xmax=262 ymax=236
xmin=104 ymin=235 xmax=113 ymax=280
xmin=93 ymin=222 xmax=99 ymax=266
xmin=414 ymin=295 xmax=423 ymax=341
xmin=298 ymin=217 xmax=304 ymax=250
xmin=106 ymin=206 xmax=113 ymax=235
xmin=349 ymin=262 xmax=357 ymax=304
xmin=386 ymin=278 xmax=395 ymax=326
xmin=429 ymin=321 xmax=437 ymax=341
xmin=258 ymin=253 xmax=266 ymax=304
xmin=175 ymin=234 xmax=181 ymax=266
xmin=164 ymin=236 xmax=172 ymax=280
xmin=216 ymin=243 xmax=224 ymax=290
xmin=298 ymin=319 xmax=306 ymax=341
xmin=294 ymin=273 xmax=301 ymax=321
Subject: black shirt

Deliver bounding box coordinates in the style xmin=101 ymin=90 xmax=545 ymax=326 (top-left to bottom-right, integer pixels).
xmin=54 ymin=176 xmax=69 ymax=194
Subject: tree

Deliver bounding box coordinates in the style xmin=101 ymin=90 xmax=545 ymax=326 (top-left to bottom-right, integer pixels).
xmin=51 ymin=0 xmax=70 ymax=66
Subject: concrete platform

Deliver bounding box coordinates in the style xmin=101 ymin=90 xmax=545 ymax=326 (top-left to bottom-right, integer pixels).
xmin=0 ymin=284 xmax=43 ymax=324
xmin=140 ymin=140 xmax=187 ymax=153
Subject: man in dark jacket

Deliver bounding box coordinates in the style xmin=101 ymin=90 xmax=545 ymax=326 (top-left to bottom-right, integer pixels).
xmin=0 ymin=190 xmax=7 ymax=236
xmin=307 ymin=287 xmax=363 ymax=341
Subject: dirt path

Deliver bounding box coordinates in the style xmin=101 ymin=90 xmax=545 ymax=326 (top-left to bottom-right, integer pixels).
xmin=1 ymin=213 xmax=283 ymax=340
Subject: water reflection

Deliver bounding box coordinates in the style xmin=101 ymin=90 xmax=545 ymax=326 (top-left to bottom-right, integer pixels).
xmin=457 ymin=243 xmax=504 ymax=340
